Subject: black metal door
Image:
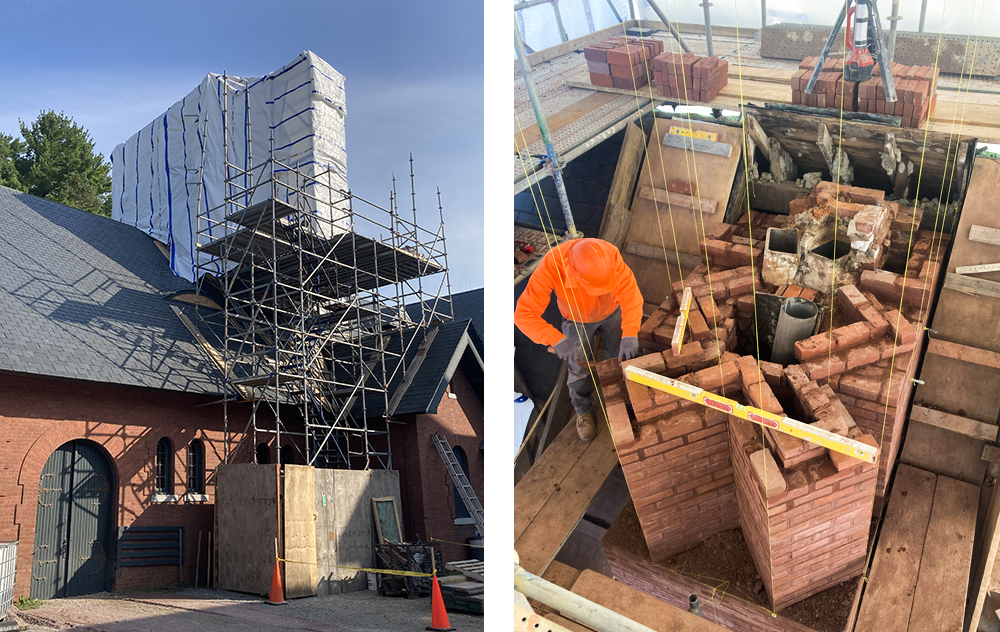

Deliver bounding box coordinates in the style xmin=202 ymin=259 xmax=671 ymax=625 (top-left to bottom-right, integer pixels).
xmin=31 ymin=441 xmax=114 ymax=599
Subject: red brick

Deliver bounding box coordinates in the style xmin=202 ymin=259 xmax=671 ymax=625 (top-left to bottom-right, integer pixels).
xmin=839 ymin=374 xmax=882 ymax=402
xmin=832 ymin=322 xmax=871 ymax=349
xmin=801 ymin=356 xmax=847 ymax=381
xmin=883 ymin=309 xmax=917 ymax=344
xmin=795 ymin=334 xmax=834 ymax=361
xmin=626 ymin=378 xmax=655 ymax=411
xmin=607 ymin=401 xmax=635 ymax=445
xmin=829 ymin=433 xmax=878 ymax=472
xmin=622 ymin=353 xmax=667 ymax=378
xmin=844 ymin=343 xmax=880 ymax=370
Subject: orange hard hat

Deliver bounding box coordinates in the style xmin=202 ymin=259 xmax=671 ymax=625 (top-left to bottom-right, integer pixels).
xmin=567 ymin=238 xmax=617 ymax=295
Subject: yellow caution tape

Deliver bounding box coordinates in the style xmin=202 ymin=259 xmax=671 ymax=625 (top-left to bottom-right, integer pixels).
xmin=277 ymin=558 xmax=435 ymax=578
xmin=624 ymin=366 xmax=878 ymax=463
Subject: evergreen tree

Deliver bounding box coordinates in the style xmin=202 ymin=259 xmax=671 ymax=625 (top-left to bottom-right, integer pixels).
xmin=1 ymin=111 xmax=112 ymax=217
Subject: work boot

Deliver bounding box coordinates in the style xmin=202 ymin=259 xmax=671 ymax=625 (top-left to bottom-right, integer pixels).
xmin=576 ymin=411 xmax=596 ymax=442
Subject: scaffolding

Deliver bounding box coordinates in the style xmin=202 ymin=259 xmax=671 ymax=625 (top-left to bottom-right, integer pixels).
xmin=194 ymin=91 xmax=452 ymax=471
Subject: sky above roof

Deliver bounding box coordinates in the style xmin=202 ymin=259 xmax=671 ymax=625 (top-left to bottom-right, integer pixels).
xmin=0 ymin=0 xmax=484 ymax=292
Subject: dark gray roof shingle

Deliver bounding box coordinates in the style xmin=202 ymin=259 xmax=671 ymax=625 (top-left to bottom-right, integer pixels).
xmin=0 ymin=186 xmax=223 ymax=394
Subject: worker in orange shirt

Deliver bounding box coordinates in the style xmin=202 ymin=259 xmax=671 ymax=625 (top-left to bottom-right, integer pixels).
xmin=515 ymin=238 xmax=644 ymax=442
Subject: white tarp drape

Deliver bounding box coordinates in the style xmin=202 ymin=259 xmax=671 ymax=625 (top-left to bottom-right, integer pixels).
xmin=111 ymin=50 xmax=349 ymax=282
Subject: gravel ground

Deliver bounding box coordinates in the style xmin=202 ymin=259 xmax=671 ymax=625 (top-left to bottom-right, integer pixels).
xmin=7 ymin=588 xmax=484 ymax=632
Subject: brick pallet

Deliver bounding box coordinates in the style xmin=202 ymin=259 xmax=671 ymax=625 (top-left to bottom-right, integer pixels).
xmin=652 ymin=52 xmax=729 ymax=102
xmin=584 ymin=36 xmax=663 ymax=91
xmin=790 ymin=57 xmax=937 ymax=128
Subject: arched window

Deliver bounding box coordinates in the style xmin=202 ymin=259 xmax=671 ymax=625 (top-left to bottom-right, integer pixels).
xmin=452 ymin=446 xmax=471 ymax=521
xmin=280 ymin=444 xmax=294 ymax=465
xmin=188 ymin=439 xmax=205 ymax=494
xmin=256 ymin=443 xmax=270 ymax=465
xmin=155 ymin=438 xmax=173 ymax=494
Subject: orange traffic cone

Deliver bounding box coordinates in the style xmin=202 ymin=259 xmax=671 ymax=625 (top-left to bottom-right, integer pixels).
xmin=267 ymin=559 xmax=287 ymax=605
xmin=426 ymin=575 xmax=455 ymax=631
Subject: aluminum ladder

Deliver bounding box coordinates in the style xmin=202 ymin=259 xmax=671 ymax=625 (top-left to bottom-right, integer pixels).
xmin=431 ymin=433 xmax=484 ymax=536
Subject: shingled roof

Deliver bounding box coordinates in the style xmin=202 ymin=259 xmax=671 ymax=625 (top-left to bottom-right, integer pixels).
xmin=0 ymin=186 xmax=223 ymax=394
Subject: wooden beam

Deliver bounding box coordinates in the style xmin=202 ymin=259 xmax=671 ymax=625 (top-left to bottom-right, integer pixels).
xmin=967 ymin=458 xmax=1000 ymax=631
xmin=745 ymin=114 xmax=771 ymax=161
xmin=969 ymin=224 xmax=1000 ymax=247
xmin=909 ymin=405 xmax=998 ymax=442
xmin=535 ymin=361 xmax=570 ymax=461
xmin=926 ymin=338 xmax=1000 ymax=371
xmin=943 ymin=272 xmax=1000 ymax=300
xmin=170 ymin=305 xmax=249 ymax=400
xmin=624 ymin=241 xmax=702 ymax=269
xmin=599 ymin=121 xmax=646 ymax=249
xmin=636 ymin=185 xmax=718 ymax=215
xmin=956 ymin=262 xmax=1000 ymax=275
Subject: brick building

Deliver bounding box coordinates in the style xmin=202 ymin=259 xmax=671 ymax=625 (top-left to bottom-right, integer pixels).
xmin=0 ymin=187 xmax=484 ymax=598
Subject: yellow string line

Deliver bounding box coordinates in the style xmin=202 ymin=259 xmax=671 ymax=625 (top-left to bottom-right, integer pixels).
xmin=919 ymin=0 xmax=984 ymax=321
xmin=729 ymin=2 xmax=780 ymax=617
xmin=277 ymin=558 xmax=435 ymax=578
xmin=856 ymin=0 xmax=960 ymax=581
xmin=617 ymin=28 xmax=684 ymax=287
xmin=618 ymin=17 xmax=728 ymax=384
xmin=513 ymin=108 xmax=612 ymax=431
xmin=662 ymin=0 xmax=729 ymax=399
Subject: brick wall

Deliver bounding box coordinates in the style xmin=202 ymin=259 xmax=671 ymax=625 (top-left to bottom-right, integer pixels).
xmin=729 ymin=413 xmax=876 ymax=610
xmin=0 ymin=372 xmax=263 ymax=598
xmin=395 ymin=370 xmax=483 ymax=563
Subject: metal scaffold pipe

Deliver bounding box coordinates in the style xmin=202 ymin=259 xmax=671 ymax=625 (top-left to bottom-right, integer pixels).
xmin=514 ymin=21 xmax=580 ymax=239
xmin=700 ymin=0 xmax=714 ymax=57
xmin=646 ymin=0 xmax=692 ymax=53
xmin=514 ymin=564 xmax=658 ymax=632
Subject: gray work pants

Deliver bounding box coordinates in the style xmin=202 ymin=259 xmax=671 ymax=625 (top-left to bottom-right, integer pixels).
xmin=562 ymin=306 xmax=624 ymax=416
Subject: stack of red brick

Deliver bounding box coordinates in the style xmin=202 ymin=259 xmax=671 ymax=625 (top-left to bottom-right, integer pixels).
xmin=859 ymin=62 xmax=938 ymax=128
xmin=651 ymin=52 xmax=728 ymax=102
xmin=584 ymin=36 xmax=663 ymax=90
xmin=791 ymin=58 xmax=856 ymax=110
xmin=791 ymin=57 xmax=937 ymax=127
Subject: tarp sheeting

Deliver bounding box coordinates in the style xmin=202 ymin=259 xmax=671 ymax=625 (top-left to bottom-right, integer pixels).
xmin=111 ymin=50 xmax=349 ymax=282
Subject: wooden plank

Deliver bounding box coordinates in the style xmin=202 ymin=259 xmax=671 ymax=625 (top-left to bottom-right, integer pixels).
xmin=957 ymin=262 xmax=1000 ymax=275
xmin=970 ymin=224 xmax=1000 ymax=247
xmin=662 ymin=132 xmax=734 ymax=158
xmin=968 ymin=457 xmax=1000 ymax=631
xmin=624 ymin=241 xmax=702 ymax=269
xmin=621 ymin=119 xmax=740 ymax=300
xmin=908 ymin=475 xmax=980 ymax=632
xmin=901 ymin=420 xmax=990 ymax=484
xmin=514 ymin=412 xmax=593 ymax=541
xmin=855 ymin=464 xmax=937 ymax=632
xmin=926 ymin=338 xmax=1000 ymax=371
xmin=599 ymin=121 xmax=646 ymax=250
xmin=540 ymin=560 xmax=584 ymax=590
xmin=534 ymin=361 xmax=571 ymax=461
xmin=217 ymin=464 xmax=279 ymax=596
xmin=568 ymin=570 xmax=730 ymax=631
xmin=915 ymin=353 xmax=1000 ymax=423
xmin=170 ymin=305 xmax=249 ymax=400
xmin=909 ymin=405 xmax=998 ymax=442
xmin=514 ymin=423 xmax=618 ymax=575
xmin=636 ymin=185 xmax=719 ymax=215
xmin=942 ymin=272 xmax=1000 ymax=300
xmin=282 ymin=464 xmax=317 ymax=598
xmin=515 ymin=92 xmax=619 ymax=152
xmin=524 ymin=21 xmax=636 ymax=67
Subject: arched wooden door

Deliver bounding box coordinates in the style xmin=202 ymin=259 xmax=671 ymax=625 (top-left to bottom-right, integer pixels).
xmin=31 ymin=440 xmax=115 ymax=599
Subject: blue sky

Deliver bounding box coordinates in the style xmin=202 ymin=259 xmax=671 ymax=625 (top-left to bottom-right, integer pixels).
xmin=0 ymin=0 xmax=484 ymax=292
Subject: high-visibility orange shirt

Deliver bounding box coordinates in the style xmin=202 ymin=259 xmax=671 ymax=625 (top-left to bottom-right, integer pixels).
xmin=514 ymin=239 xmax=644 ymax=347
